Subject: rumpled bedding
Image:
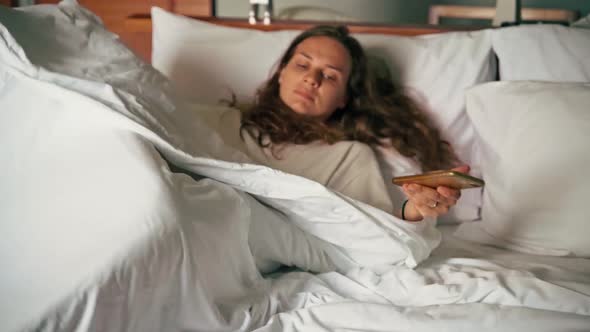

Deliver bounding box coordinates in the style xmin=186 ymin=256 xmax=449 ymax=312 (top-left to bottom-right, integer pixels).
xmin=1 ymin=3 xmax=589 ymax=332
xmin=0 ymin=8 xmax=437 ymax=331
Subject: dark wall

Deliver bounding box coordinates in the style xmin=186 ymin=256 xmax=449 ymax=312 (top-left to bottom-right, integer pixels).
xmin=216 ymin=0 xmax=589 ymax=25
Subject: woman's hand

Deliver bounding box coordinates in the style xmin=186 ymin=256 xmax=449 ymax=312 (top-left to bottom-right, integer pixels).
xmin=400 ymin=165 xmax=469 ymax=221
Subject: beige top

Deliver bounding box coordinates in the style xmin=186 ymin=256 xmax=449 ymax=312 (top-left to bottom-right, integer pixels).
xmin=198 ymin=107 xmax=394 ymax=214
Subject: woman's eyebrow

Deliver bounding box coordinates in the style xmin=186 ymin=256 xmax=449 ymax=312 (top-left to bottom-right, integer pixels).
xmin=297 ymin=52 xmax=344 ymax=73
xmin=326 ymin=65 xmax=344 ymax=73
xmin=297 ymin=51 xmax=312 ymax=60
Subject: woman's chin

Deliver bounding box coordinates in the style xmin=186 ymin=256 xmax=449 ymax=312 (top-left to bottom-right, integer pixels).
xmin=288 ymin=102 xmax=314 ymax=116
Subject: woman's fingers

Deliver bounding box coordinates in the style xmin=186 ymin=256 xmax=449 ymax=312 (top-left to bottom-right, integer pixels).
xmin=452 ymin=165 xmax=470 ymax=173
xmin=402 ymin=183 xmax=461 ymax=219
xmin=414 ymin=200 xmax=449 ymax=218
xmin=437 ymin=186 xmax=461 ymax=201
xmin=405 ymin=184 xmax=458 ymax=206
xmin=403 ymin=184 xmax=441 ymax=206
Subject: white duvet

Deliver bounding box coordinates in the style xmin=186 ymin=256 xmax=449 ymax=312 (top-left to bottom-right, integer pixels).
xmin=1 ymin=4 xmax=590 ymax=332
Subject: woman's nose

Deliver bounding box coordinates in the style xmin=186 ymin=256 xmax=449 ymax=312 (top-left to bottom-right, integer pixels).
xmin=303 ymin=70 xmax=321 ymax=87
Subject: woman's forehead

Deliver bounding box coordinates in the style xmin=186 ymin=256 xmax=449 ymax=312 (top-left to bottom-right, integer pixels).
xmin=293 ymin=36 xmax=352 ymax=71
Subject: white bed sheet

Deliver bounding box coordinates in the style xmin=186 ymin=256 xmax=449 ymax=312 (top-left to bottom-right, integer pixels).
xmin=255 ymin=225 xmax=590 ymax=331
xmin=1 ymin=6 xmax=590 ymax=332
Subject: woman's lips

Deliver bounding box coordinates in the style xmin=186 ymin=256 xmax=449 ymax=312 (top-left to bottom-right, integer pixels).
xmin=294 ymin=89 xmax=314 ymax=102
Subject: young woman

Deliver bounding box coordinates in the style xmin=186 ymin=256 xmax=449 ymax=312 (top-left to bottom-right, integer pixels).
xmin=214 ymin=25 xmax=466 ymax=221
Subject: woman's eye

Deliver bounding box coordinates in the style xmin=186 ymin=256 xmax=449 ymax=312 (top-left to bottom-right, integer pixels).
xmin=323 ymin=73 xmax=336 ymax=81
xmin=295 ymin=63 xmax=307 ymax=69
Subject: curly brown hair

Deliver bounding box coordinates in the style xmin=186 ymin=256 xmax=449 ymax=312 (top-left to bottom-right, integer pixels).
xmin=240 ymin=25 xmax=457 ymax=171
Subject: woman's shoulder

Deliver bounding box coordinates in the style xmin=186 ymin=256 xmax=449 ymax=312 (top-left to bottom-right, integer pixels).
xmin=372 ymin=144 xmax=422 ymax=177
xmin=341 ymin=141 xmax=377 ymax=158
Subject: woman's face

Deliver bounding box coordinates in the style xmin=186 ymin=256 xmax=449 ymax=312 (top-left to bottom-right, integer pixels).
xmin=278 ymin=36 xmax=352 ymax=121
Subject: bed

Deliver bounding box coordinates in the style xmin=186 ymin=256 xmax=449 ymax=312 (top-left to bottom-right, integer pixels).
xmin=1 ymin=1 xmax=590 ymax=331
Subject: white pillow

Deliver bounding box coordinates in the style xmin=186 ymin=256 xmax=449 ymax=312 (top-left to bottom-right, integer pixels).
xmin=572 ymin=13 xmax=590 ymax=29
xmin=152 ymin=7 xmax=497 ymax=222
xmin=492 ymin=25 xmax=590 ymax=82
xmin=455 ymin=81 xmax=590 ymax=257
xmin=152 ymin=7 xmax=496 ymax=164
xmin=152 ymin=7 xmax=296 ymax=105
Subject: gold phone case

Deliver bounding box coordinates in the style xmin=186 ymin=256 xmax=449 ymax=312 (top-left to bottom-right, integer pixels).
xmin=392 ymin=170 xmax=484 ymax=190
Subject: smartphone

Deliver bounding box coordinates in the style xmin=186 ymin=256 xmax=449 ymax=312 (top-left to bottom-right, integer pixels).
xmin=392 ymin=170 xmax=484 ymax=190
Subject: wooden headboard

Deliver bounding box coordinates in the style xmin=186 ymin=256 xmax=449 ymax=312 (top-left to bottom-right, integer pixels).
xmin=38 ymin=0 xmax=480 ymax=63
xmin=127 ymin=15 xmax=483 ymax=62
